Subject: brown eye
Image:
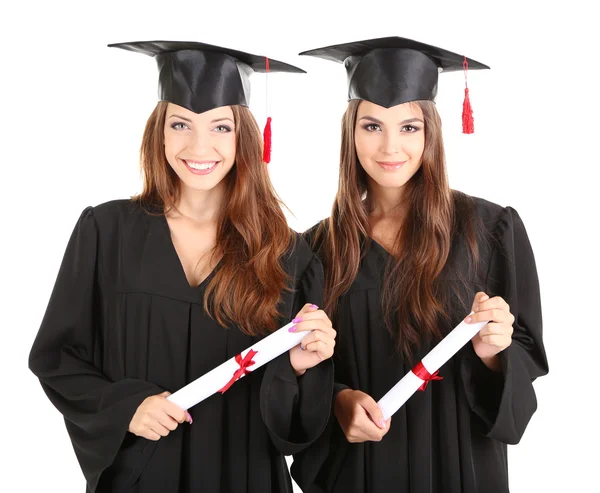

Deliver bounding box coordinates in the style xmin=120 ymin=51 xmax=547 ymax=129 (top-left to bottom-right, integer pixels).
xmin=401 ymin=124 xmax=420 ymax=133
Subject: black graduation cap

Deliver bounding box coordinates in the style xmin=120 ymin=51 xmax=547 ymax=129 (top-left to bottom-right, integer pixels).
xmin=109 ymin=40 xmax=305 ymax=114
xmin=299 ymin=36 xmax=489 ymax=133
xmin=109 ymin=41 xmax=306 ymax=160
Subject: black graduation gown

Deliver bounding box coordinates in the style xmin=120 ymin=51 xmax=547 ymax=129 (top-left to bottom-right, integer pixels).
xmin=292 ymin=196 xmax=548 ymax=493
xmin=28 ymin=200 xmax=333 ymax=493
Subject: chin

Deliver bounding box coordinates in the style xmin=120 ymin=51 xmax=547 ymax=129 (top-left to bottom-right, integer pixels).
xmin=367 ymin=172 xmax=409 ymax=189
xmin=176 ymin=164 xmax=233 ymax=192
xmin=187 ymin=180 xmax=223 ymax=193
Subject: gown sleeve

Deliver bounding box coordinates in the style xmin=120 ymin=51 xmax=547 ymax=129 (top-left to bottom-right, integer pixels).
xmin=28 ymin=207 xmax=164 ymax=493
xmin=260 ymin=249 xmax=334 ymax=456
xmin=460 ymin=206 xmax=549 ymax=444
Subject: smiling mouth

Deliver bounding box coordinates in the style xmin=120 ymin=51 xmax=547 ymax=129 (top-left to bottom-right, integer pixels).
xmin=376 ymin=161 xmax=406 ymax=169
xmin=183 ymin=159 xmax=220 ymax=175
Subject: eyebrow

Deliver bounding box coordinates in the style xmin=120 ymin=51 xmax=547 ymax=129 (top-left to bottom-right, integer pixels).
xmin=210 ymin=117 xmax=235 ymax=124
xmin=359 ymin=115 xmax=424 ymax=125
xmin=168 ymin=114 xmax=193 ymax=122
xmin=167 ymin=114 xmax=235 ymax=125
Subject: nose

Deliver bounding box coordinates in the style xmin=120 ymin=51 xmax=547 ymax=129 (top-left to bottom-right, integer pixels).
xmin=188 ymin=129 xmax=211 ymax=153
xmin=380 ymin=131 xmax=401 ymax=155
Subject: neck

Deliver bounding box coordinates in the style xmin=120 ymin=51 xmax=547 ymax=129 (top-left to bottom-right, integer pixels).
xmin=367 ymin=180 xmax=407 ymax=218
xmin=172 ymin=181 xmax=226 ymax=223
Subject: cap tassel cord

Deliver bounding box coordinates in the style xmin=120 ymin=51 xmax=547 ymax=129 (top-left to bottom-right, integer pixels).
xmin=262 ymin=57 xmax=272 ymax=163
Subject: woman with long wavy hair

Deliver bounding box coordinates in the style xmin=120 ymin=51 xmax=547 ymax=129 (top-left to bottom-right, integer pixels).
xmin=292 ymin=37 xmax=548 ymax=493
xmin=28 ymin=41 xmax=336 ymax=493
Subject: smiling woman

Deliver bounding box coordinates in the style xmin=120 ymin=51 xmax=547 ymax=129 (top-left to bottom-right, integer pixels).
xmin=354 ymin=101 xmax=426 ymax=190
xmin=293 ymin=36 xmax=548 ymax=493
xmin=27 ymin=40 xmax=336 ymax=493
xmin=164 ymin=106 xmax=237 ymax=183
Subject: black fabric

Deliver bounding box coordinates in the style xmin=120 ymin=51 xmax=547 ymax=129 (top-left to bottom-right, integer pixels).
xmin=293 ymin=195 xmax=548 ymax=493
xmin=29 ymin=200 xmax=333 ymax=493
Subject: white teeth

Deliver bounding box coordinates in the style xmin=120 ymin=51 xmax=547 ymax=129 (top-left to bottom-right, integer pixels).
xmin=186 ymin=161 xmax=217 ymax=170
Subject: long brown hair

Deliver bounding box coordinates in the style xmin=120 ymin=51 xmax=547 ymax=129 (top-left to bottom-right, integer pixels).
xmin=315 ymin=99 xmax=478 ymax=359
xmin=134 ymin=102 xmax=292 ymax=335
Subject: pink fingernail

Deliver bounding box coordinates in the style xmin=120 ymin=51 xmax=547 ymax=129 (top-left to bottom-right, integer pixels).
xmin=292 ymin=317 xmax=302 ymax=323
xmin=288 ymin=325 xmax=297 ymax=332
xmin=378 ymin=419 xmax=386 ymax=428
xmin=310 ymin=304 xmax=318 ymax=309
xmin=465 ymin=316 xmax=472 ymax=323
xmin=480 ymin=295 xmax=489 ymax=302
xmin=187 ymin=412 xmax=193 ymax=424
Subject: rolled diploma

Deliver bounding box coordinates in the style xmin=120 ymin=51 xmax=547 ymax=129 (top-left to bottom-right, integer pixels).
xmin=378 ymin=316 xmax=489 ymax=420
xmin=168 ymin=321 xmax=305 ymax=410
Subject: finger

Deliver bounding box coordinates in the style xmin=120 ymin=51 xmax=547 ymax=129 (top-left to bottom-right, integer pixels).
xmin=300 ymin=331 xmax=335 ymax=348
xmin=359 ymin=395 xmax=387 ymax=429
xmin=291 ymin=316 xmax=333 ymax=333
xmin=144 ymin=430 xmax=162 ymax=441
xmin=304 ymin=339 xmax=334 ymax=358
xmin=292 ymin=320 xmax=322 ymax=333
xmin=296 ymin=319 xmax=337 ymax=337
xmin=471 ymin=292 xmax=489 ymax=313
xmin=299 ymin=332 xmax=317 ymax=349
xmin=164 ymin=401 xmax=188 ymax=424
xmin=294 ymin=309 xmax=332 ymax=324
xmin=150 ymin=423 xmax=171 ymax=437
xmin=480 ymin=334 xmax=512 ymax=349
xmin=294 ymin=303 xmax=320 ymax=319
xmin=293 ymin=325 xmax=336 ymax=342
xmin=157 ymin=413 xmax=179 ymax=432
xmin=354 ymin=417 xmax=386 ymax=441
xmin=377 ymin=418 xmax=392 ymax=437
xmin=301 ymin=336 xmax=336 ymax=352
xmin=469 ymin=308 xmax=510 ymax=325
xmin=478 ymin=322 xmax=514 ymax=337
xmin=159 ymin=391 xmax=171 ymax=398
xmin=348 ymin=409 xmax=385 ymax=441
xmin=479 ymin=296 xmax=509 ymax=313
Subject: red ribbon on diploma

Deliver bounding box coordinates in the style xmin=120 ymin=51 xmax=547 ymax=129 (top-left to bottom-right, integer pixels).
xmin=218 ymin=349 xmax=258 ymax=394
xmin=412 ymin=361 xmax=443 ymax=391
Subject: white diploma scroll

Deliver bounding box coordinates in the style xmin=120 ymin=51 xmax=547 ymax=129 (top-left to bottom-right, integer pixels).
xmin=378 ymin=315 xmax=489 ymax=420
xmin=168 ymin=321 xmax=305 ymax=410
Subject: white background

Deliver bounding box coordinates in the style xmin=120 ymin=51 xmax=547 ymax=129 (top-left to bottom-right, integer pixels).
xmin=1 ymin=0 xmax=598 ymax=491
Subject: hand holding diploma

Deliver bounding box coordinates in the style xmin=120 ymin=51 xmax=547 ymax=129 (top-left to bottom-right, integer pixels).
xmin=469 ymin=292 xmax=515 ymax=372
xmin=378 ymin=292 xmax=515 ymax=420
xmin=167 ymin=304 xmax=335 ymax=411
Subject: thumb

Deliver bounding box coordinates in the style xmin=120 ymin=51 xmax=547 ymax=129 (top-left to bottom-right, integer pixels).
xmin=361 ymin=395 xmax=386 ymax=429
xmin=159 ymin=391 xmax=171 ymax=398
xmin=471 ymin=291 xmax=488 ymax=314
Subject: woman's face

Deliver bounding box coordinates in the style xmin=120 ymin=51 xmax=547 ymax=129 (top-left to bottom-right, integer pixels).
xmin=164 ymin=103 xmax=237 ymax=193
xmin=354 ymin=100 xmax=425 ymax=191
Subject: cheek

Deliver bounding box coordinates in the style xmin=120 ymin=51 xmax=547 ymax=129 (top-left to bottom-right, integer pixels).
xmin=354 ymin=132 xmax=378 ymax=162
xmin=406 ymin=135 xmax=425 ymax=161
xmin=163 ymin=132 xmax=184 ymax=162
xmin=220 ymin=135 xmax=237 ymax=161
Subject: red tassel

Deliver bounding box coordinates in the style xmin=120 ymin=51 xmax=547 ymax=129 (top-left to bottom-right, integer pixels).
xmin=462 ymin=57 xmax=474 ymax=134
xmin=262 ymin=116 xmax=272 ymax=164
xmin=462 ymin=88 xmax=474 ymax=134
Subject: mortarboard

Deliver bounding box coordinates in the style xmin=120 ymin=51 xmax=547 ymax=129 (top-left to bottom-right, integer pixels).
xmin=299 ymin=36 xmax=489 ymax=133
xmin=109 ymin=40 xmax=306 ymax=162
